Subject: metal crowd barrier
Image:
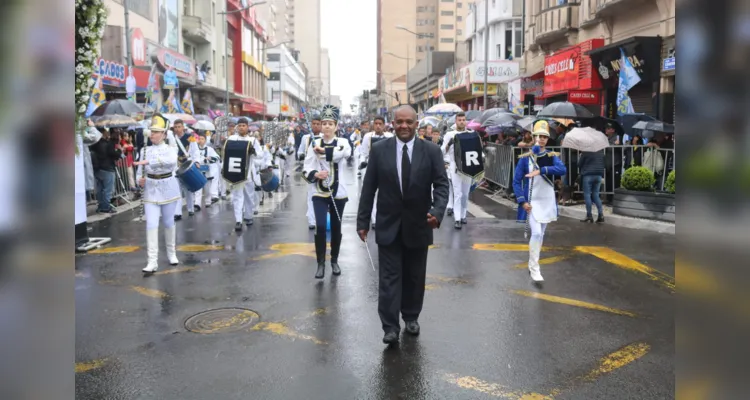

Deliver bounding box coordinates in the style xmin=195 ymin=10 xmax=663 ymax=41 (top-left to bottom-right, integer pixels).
xmin=483 ymin=144 xmax=675 ymax=199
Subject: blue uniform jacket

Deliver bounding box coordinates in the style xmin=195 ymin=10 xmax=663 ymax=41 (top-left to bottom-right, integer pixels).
xmin=512 ymin=147 xmax=567 ymax=222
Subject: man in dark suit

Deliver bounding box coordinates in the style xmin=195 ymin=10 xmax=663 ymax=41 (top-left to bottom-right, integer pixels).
xmin=357 ymin=105 xmax=450 ymax=345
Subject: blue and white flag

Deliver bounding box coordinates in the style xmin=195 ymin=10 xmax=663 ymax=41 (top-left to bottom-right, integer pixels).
xmin=616 ymin=48 xmax=642 ymax=116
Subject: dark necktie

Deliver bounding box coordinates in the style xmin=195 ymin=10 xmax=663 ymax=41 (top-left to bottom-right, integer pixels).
xmin=401 ymin=143 xmax=410 ymax=194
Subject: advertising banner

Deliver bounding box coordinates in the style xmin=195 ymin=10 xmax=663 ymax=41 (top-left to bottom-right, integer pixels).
xmin=158 ymin=0 xmax=179 ymax=50
xmin=544 ymin=46 xmax=580 ymax=95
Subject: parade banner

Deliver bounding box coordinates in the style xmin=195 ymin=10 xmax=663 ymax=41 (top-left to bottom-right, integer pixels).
xmin=181 ymin=89 xmax=195 ymax=114
xmin=454 ymin=131 xmax=484 ymax=180
xmin=221 ymin=140 xmax=253 ymax=184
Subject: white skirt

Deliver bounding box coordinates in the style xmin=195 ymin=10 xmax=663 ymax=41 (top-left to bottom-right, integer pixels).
xmin=143 ymin=176 xmax=181 ymax=205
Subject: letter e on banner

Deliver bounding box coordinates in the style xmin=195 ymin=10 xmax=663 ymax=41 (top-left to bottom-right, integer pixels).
xmin=229 ymin=158 xmax=242 ymax=173
xmin=466 ymin=151 xmax=480 ymax=166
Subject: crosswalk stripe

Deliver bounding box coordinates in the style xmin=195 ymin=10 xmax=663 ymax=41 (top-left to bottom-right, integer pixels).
xmin=467 ymin=201 xmax=495 ymax=219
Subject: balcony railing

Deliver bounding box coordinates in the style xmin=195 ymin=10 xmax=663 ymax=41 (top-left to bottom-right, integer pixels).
xmin=182 ymin=15 xmax=213 ymax=44
xmin=533 ymin=3 xmax=580 ymax=46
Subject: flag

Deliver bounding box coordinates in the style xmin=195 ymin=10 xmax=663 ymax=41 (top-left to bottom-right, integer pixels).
xmin=161 ymin=89 xmax=183 ymax=113
xmin=616 ymin=48 xmax=642 ymax=116
xmin=145 ymin=65 xmax=158 ymax=109
xmin=181 ymin=89 xmax=194 ymax=114
xmin=85 ymin=75 xmax=105 ymax=117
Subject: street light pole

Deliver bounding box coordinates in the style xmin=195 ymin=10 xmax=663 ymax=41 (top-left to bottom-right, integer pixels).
xmin=483 ymin=0 xmax=489 ymax=110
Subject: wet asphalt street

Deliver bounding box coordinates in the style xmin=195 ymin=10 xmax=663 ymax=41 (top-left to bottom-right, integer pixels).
xmin=75 ymin=162 xmax=675 ymax=400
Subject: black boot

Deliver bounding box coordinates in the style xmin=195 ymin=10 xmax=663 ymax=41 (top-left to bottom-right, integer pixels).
xmin=330 ymin=234 xmax=342 ymax=276
xmin=314 ymin=234 xmax=326 ymax=279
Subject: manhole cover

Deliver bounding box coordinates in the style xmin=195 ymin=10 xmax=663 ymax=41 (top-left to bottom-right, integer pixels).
xmin=185 ymin=308 xmax=260 ymax=334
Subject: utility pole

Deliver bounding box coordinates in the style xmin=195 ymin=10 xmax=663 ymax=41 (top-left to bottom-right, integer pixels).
xmin=483 ymin=0 xmax=489 ymax=110
xmin=224 ymin=1 xmax=230 ymax=115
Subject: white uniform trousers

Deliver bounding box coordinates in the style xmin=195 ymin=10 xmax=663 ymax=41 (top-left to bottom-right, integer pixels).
xmin=306 ymin=184 xmax=316 ymax=226
xmin=451 ymin=171 xmax=471 ymax=221
xmin=528 ymin=212 xmax=548 ymax=272
xmin=145 ymin=201 xmax=178 ymax=230
xmin=174 ymin=182 xmax=194 ymax=217
xmin=231 ymin=183 xmax=255 ymax=223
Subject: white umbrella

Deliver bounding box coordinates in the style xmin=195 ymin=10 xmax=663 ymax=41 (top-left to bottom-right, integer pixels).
xmin=193 ymin=120 xmax=216 ymax=131
xmin=561 ymin=127 xmax=609 ymax=152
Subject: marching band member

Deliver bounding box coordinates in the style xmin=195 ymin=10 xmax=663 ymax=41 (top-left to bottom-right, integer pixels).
xmin=356 ymin=121 xmax=371 ymax=177
xmin=226 ymin=118 xmax=264 ymax=232
xmin=257 ymin=135 xmax=274 ymax=204
xmin=169 ymin=119 xmax=201 ymax=219
xmin=512 ymin=121 xmax=566 ymax=282
xmin=441 ymin=112 xmax=478 ymax=229
xmin=297 ymin=116 xmax=323 ymax=230
xmin=134 ymin=114 xmax=181 ymax=273
xmin=303 ymin=105 xmax=351 ymax=279
xmin=194 ymin=131 xmax=220 ymax=209
xmin=359 ymin=116 xmax=393 ymax=228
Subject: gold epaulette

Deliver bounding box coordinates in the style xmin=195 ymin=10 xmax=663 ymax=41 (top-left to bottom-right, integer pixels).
xmin=546 ymin=151 xmax=560 ymax=157
xmin=518 ymin=152 xmax=533 ymax=158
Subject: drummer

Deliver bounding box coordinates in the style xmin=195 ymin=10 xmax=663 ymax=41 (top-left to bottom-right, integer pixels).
xmin=170 ymin=119 xmax=201 ymax=220
xmin=194 ymin=131 xmax=220 ymax=208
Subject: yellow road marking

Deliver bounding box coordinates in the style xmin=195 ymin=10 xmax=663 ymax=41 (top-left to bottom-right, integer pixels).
xmin=88 ymin=246 xmax=140 ymax=254
xmin=75 ymin=358 xmax=108 ymax=373
xmin=153 ymin=266 xmax=199 ymax=275
xmin=575 ymin=246 xmax=675 ymax=290
xmin=443 ymin=373 xmax=552 ymax=399
xmin=429 ymin=244 xmax=439 ymax=249
xmin=130 ymin=286 xmax=169 ymax=299
xmin=512 ymin=290 xmax=638 ymax=318
xmin=251 ymin=243 xmax=330 ymax=261
xmin=250 ymin=322 xmax=327 ymax=345
xmin=293 ymin=308 xmax=328 ymax=319
xmin=473 ymin=243 xmax=563 ymax=252
xmin=427 ymin=275 xmax=470 ymax=284
xmin=424 ymin=284 xmax=439 ymax=291
xmin=512 ymin=254 xmax=573 ymax=269
xmin=582 ymin=342 xmax=650 ymax=381
xmin=177 ymin=244 xmax=225 ymax=252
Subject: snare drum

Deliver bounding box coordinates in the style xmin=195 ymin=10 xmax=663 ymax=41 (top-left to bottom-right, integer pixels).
xmin=259 ymin=168 xmax=280 ymax=192
xmin=176 ymin=161 xmax=208 ymax=192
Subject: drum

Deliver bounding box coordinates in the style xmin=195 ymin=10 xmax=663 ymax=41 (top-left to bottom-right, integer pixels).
xmin=259 ymin=168 xmax=280 ymax=192
xmin=198 ymin=164 xmax=210 ymax=173
xmin=176 ymin=161 xmax=208 ymax=192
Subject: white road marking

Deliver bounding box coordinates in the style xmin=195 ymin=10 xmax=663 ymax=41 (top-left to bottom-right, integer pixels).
xmin=467 ymin=201 xmax=495 ymax=219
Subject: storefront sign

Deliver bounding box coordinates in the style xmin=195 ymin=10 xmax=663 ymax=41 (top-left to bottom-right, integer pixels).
xmin=130 ymin=28 xmax=146 ymax=66
xmin=587 ymin=36 xmax=662 ymax=84
xmin=242 ymin=100 xmax=265 ymax=114
xmin=147 ymin=41 xmax=196 ymax=84
xmin=521 ymin=73 xmax=544 ymax=97
xmin=568 ymin=90 xmax=600 ymax=105
xmin=95 ymin=59 xmax=126 ymax=84
xmin=544 ymin=47 xmax=580 ymax=94
xmin=471 ymin=83 xmax=498 ymax=96
xmin=663 ymin=57 xmax=675 ymax=71
xmin=440 ymin=61 xmax=520 ymax=94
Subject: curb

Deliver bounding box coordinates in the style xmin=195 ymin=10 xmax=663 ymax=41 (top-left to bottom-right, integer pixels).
xmin=87 ymin=200 xmax=142 ymax=224
xmin=482 ymin=191 xmax=675 ymax=235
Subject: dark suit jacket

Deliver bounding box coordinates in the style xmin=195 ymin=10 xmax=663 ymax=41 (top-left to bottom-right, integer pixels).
xmin=357 ymin=136 xmax=450 ymax=248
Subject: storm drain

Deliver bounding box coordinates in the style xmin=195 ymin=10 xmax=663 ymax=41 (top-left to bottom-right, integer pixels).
xmin=184 ymin=308 xmax=260 ymax=334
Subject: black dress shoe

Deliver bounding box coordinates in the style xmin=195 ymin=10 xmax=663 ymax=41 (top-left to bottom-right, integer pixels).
xmin=596 ymin=216 xmax=605 ymax=223
xmin=581 ymin=216 xmax=594 ymax=223
xmin=404 ymin=320 xmax=420 ymax=336
xmin=454 ymin=221 xmax=462 ymax=230
xmin=174 ymin=215 xmax=182 ymax=221
xmin=245 ymin=218 xmax=254 ymax=226
xmin=211 ymin=198 xmax=219 ymax=204
xmin=308 ymin=224 xmax=316 ymax=230
xmin=461 ymin=218 xmax=467 ymax=225
xmin=254 ymin=210 xmax=259 ymax=215
xmin=447 ymin=208 xmax=453 ymax=216
xmin=315 ymin=261 xmax=325 ymax=279
xmin=331 ymin=261 xmax=341 ymax=276
xmin=194 ymin=205 xmax=201 ymax=211
xmin=383 ymin=331 xmax=399 ymax=344
xmin=235 ymin=222 xmax=243 ymax=232
xmin=188 ymin=211 xmax=194 ymax=217
xmin=371 ymin=223 xmax=376 ymax=229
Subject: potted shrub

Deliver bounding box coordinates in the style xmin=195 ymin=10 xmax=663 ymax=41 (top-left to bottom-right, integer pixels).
xmin=613 ymin=167 xmax=675 ymax=222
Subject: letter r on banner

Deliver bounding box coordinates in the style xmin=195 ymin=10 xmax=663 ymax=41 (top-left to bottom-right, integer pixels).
xmin=229 ymin=157 xmax=242 ymax=173
xmin=466 ymin=151 xmax=480 ymax=166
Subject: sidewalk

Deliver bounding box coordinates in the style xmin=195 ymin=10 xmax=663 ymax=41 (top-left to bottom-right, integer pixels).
xmin=480 ymin=188 xmax=675 ymax=235
xmin=87 ymin=200 xmax=142 ymax=223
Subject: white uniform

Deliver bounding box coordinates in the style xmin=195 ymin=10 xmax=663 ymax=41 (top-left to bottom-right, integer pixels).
xmin=255 ymin=145 xmax=273 ymax=205
xmin=303 ymin=137 xmax=352 ymax=200
xmin=226 ymin=134 xmax=264 ymax=224
xmin=297 ymin=132 xmax=321 ymax=226
xmin=442 ymin=129 xmax=473 ymax=222
xmin=169 ymin=131 xmax=200 ymax=217
xmin=137 ymin=142 xmax=181 ymax=272
xmin=194 ymin=144 xmax=220 ymax=207
xmin=360 ymin=131 xmax=394 ymax=225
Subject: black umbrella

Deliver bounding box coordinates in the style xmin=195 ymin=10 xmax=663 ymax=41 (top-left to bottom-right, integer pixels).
xmin=91 ymin=114 xmax=138 ymax=128
xmin=481 ymin=112 xmax=521 ymax=128
xmin=477 ymin=108 xmax=511 ymax=124
xmin=537 ymin=102 xmax=595 ymax=119
xmin=465 ymin=110 xmax=482 ymax=120
xmin=91 ymin=99 xmax=144 ymax=116
xmin=632 ymin=120 xmax=674 ymax=133
xmin=583 ymin=116 xmax=624 ymax=138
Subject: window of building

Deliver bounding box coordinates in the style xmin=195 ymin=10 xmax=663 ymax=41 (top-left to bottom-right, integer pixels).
xmin=457 ymin=29 xmax=462 ymax=35
xmin=267 ymin=53 xmax=281 ymax=62
xmin=440 ymin=0 xmax=454 ymax=2
xmin=213 ymin=50 xmax=217 ymax=77
xmin=496 ymin=44 xmax=503 ymax=59
xmin=457 ymin=2 xmax=462 ymax=7
xmin=505 ymin=28 xmax=513 ymax=59
xmin=514 ymin=21 xmax=523 ymax=58
xmin=441 ymin=10 xmax=454 ymax=16
xmin=440 ymin=38 xmax=454 ymax=43
xmin=457 ymin=16 xmax=462 ymax=21
xmin=440 ymin=24 xmax=454 ymax=30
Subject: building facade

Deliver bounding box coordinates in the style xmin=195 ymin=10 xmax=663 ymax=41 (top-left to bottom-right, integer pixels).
xmin=266 ymin=45 xmax=306 ymax=119
xmin=293 ymin=0 xmax=322 ymax=102
xmin=521 ymin=0 xmax=676 ymax=121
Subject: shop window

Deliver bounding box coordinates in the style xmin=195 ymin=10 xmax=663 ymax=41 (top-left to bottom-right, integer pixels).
xmin=267 ymin=53 xmax=281 ymax=62
xmin=269 ymin=72 xmax=280 ymax=81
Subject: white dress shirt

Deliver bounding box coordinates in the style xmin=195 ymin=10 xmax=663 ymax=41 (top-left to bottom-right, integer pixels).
xmin=396 ymin=136 xmax=415 ymax=194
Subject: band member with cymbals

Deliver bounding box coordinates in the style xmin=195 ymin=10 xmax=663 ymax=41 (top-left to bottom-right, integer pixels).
xmin=303 ymin=105 xmax=351 ymax=279
xmin=134 ymin=114 xmax=182 ymax=273
xmin=513 ymin=120 xmax=566 ymax=283
xmin=226 ymin=118 xmax=265 ymax=232
xmin=297 ymin=116 xmax=323 ymax=230
xmin=357 ymin=105 xmax=450 ymax=345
